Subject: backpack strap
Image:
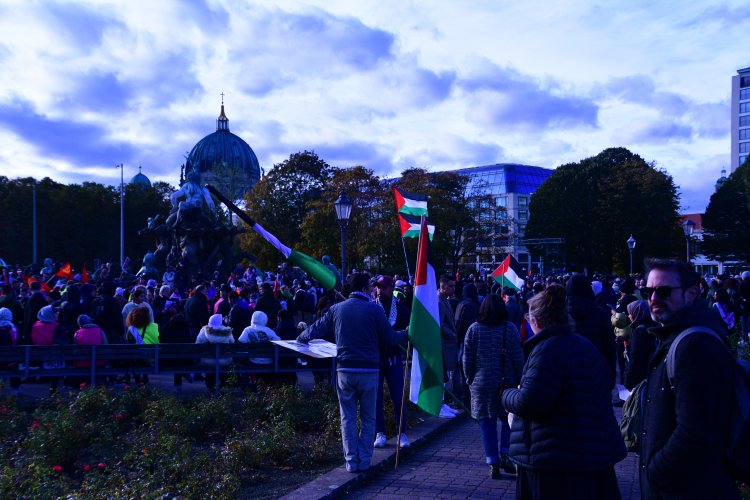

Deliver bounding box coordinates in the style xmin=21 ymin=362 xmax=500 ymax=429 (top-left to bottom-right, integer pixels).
xmin=666 ymin=326 xmax=726 ymax=386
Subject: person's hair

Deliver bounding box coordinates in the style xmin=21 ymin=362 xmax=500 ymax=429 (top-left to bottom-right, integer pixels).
xmin=477 ymin=294 xmax=508 ymax=326
xmin=348 ymin=273 xmax=371 ymax=292
xmin=126 ymin=306 xmax=151 ymax=329
xmin=439 ymin=275 xmax=455 ymax=287
xmin=528 ymin=283 xmax=569 ymax=329
xmin=277 ymin=308 xmax=291 ymax=320
xmin=30 ymin=281 xmax=42 ymax=291
xmin=714 ymin=288 xmax=730 ymax=305
xmin=644 ymin=258 xmax=700 ymax=288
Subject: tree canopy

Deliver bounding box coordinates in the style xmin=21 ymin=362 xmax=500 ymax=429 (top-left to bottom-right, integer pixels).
xmin=702 ymin=158 xmax=750 ymax=262
xmin=524 ymin=148 xmax=681 ymax=273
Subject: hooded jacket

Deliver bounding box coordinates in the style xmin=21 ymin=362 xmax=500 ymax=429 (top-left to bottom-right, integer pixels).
xmin=196 ymin=320 xmax=235 ymax=365
xmin=239 ymin=311 xmax=280 ymax=364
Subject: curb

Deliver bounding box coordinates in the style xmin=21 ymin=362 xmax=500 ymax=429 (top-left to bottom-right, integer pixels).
xmin=280 ymin=411 xmax=470 ymax=500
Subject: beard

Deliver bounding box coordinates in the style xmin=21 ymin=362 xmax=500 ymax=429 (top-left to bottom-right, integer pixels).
xmin=649 ymin=300 xmax=673 ymax=324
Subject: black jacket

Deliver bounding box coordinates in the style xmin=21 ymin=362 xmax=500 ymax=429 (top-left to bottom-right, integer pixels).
xmin=640 ymin=304 xmax=739 ymax=499
xmin=567 ymin=295 xmax=617 ymax=387
xmin=623 ymin=318 xmax=657 ymax=390
xmin=502 ymin=323 xmax=626 ymax=472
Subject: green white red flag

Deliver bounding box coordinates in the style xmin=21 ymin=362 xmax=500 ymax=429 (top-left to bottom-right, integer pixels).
xmin=408 ymin=216 xmax=444 ymax=417
xmin=491 ymin=254 xmax=525 ymax=291
xmin=393 ymin=187 xmax=428 ymax=217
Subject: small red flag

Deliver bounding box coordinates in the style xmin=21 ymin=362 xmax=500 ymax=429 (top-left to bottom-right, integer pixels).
xmin=81 ymin=263 xmax=90 ymax=284
xmin=55 ymin=262 xmax=73 ymax=279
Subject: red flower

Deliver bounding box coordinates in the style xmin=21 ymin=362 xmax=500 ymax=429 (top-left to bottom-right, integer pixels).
xmin=83 ymin=464 xmax=91 ymax=472
xmin=43 ymin=423 xmax=49 ymax=428
xmin=31 ymin=422 xmax=39 ymax=430
xmin=115 ymin=413 xmax=125 ymax=421
xmin=52 ymin=465 xmax=63 ymax=473
xmin=1 ymin=407 xmax=8 ymax=414
xmin=79 ymin=383 xmax=86 ymax=389
xmin=97 ymin=462 xmax=106 ymax=469
xmin=124 ymin=385 xmax=131 ymax=391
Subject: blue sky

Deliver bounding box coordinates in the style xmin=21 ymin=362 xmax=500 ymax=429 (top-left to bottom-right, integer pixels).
xmin=0 ymin=0 xmax=747 ymax=213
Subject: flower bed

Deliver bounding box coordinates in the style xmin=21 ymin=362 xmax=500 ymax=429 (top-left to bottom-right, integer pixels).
xmin=0 ymin=383 xmax=343 ymax=498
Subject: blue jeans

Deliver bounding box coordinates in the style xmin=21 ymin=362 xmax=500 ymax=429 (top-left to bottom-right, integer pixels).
xmin=479 ymin=416 xmax=511 ymax=464
xmin=376 ymin=353 xmax=407 ymax=434
xmin=336 ymin=370 xmax=379 ymax=471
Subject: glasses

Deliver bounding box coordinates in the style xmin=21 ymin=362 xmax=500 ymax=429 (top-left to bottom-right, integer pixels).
xmin=641 ymin=285 xmax=683 ymax=300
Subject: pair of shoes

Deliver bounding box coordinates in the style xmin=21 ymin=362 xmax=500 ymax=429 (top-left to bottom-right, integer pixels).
xmin=374 ymin=432 xmax=387 ymax=448
xmin=439 ymin=404 xmax=456 ymax=418
xmin=490 ymin=463 xmax=501 ymax=479
xmin=398 ymin=433 xmax=410 ymax=448
xmin=500 ymin=454 xmax=516 ymax=475
xmin=346 ymin=463 xmax=358 ymax=473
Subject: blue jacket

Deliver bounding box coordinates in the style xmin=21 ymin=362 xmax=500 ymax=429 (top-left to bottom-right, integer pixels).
xmin=297 ymin=294 xmax=406 ymax=370
xmin=502 ymin=323 xmax=626 ymax=472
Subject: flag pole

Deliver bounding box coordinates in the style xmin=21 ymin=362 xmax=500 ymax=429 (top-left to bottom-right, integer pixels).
xmin=395 ymin=341 xmax=412 ymax=470
xmin=401 ymin=237 xmax=412 ymax=283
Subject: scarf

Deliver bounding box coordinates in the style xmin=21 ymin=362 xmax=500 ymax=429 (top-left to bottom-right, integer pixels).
xmin=376 ymin=297 xmax=397 ymax=326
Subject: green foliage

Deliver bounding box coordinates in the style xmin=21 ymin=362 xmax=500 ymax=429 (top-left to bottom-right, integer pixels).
xmin=0 ymin=384 xmax=342 ymax=498
xmin=0 ymin=176 xmax=173 ymax=267
xmin=525 ymin=148 xmax=681 ymax=272
xmin=702 ymin=159 xmax=750 ymax=262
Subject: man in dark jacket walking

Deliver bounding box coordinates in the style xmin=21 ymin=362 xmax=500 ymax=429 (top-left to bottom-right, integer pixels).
xmin=298 ymin=273 xmax=407 ymax=474
xmin=640 ymin=258 xmax=739 ymax=499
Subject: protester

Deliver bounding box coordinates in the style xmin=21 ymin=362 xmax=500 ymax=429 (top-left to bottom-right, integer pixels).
xmin=502 ymin=284 xmax=625 ymax=499
xmin=462 ymin=294 xmax=523 ymax=479
xmin=372 ymin=275 xmax=411 ymax=449
xmin=31 ymin=305 xmax=68 ymax=393
xmin=0 ymin=307 xmax=21 ymax=393
xmin=623 ymin=300 xmax=656 ymax=390
xmin=639 ymin=259 xmax=740 ymax=498
xmin=196 ymin=313 xmax=234 ymax=391
xmin=297 ymin=273 xmax=407 ymax=473
xmin=437 ymin=275 xmax=459 ymax=418
xmin=185 ymin=284 xmax=211 ymax=340
xmin=125 ymin=305 xmax=159 ymax=384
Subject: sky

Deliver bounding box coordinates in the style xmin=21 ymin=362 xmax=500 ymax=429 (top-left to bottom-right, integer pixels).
xmin=0 ymin=0 xmax=748 ymax=213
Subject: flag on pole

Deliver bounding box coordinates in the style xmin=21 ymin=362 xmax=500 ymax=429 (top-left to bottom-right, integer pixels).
xmin=251 ymin=222 xmax=337 ymax=291
xmin=55 ymin=262 xmax=73 ymax=280
xmin=81 ymin=263 xmax=90 ymax=284
xmin=397 ymin=213 xmax=435 ymax=240
xmin=393 ymin=187 xmax=428 ymax=217
xmin=408 ymin=216 xmax=444 ymax=417
xmin=491 ymin=255 xmax=524 ymax=291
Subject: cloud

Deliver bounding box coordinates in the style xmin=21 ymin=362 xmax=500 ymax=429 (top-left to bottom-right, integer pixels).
xmin=598 ymin=75 xmax=688 ymax=116
xmin=0 ymin=99 xmax=137 ymax=166
xmin=617 ymin=118 xmax=693 ymax=145
xmin=458 ymin=63 xmax=598 ymax=131
xmin=686 ymin=102 xmax=729 ymax=139
xmin=697 ymin=4 xmax=750 ymax=28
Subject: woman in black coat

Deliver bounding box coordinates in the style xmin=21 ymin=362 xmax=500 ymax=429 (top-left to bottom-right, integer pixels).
xmin=623 ymin=300 xmax=657 ymax=390
xmin=501 ymin=284 xmax=626 ymax=500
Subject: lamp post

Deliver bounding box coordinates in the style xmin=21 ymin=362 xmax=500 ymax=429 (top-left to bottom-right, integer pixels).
xmin=334 ymin=191 xmax=353 ymax=280
xmin=626 ymin=234 xmax=636 ymax=276
xmin=116 ymin=163 xmax=125 ymax=268
xmin=682 ymin=219 xmax=695 ymax=263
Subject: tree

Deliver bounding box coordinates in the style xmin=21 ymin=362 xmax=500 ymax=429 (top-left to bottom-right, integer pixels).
xmin=702 ymin=158 xmax=750 ymax=262
xmin=525 ymin=148 xmax=681 ymax=273
xmin=240 ymin=151 xmax=332 ymax=269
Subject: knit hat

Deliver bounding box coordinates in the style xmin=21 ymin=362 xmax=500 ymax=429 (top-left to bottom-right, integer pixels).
xmin=115 ymin=287 xmax=125 ymax=296
xmin=0 ymin=307 xmax=12 ymax=324
xmin=208 ymin=314 xmax=223 ymax=329
xmin=77 ymin=314 xmax=94 ymax=328
xmin=160 ymin=285 xmax=171 ymax=296
xmin=37 ymin=305 xmax=58 ymax=322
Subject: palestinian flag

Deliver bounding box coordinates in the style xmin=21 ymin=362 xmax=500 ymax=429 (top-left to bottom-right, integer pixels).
xmin=205 ymin=183 xmax=337 ymax=291
xmin=491 ymin=254 xmax=524 ymax=291
xmin=393 ymin=187 xmax=428 ymax=217
xmin=408 ymin=216 xmax=443 ymax=417
xmin=398 ymin=213 xmax=435 ymax=240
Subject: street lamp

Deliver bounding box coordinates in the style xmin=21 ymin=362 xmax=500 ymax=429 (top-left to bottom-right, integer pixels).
xmin=334 ymin=191 xmax=353 ymax=280
xmin=626 ymin=234 xmax=636 ymax=276
xmin=682 ymin=219 xmax=695 ymax=263
xmin=116 ymin=163 xmax=125 ymax=268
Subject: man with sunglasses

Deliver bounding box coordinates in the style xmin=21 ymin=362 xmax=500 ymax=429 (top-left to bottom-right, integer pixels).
xmin=639 ymin=258 xmax=739 ymax=499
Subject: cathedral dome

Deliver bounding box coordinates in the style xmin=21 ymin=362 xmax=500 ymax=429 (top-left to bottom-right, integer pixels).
xmin=130 ymin=166 xmax=151 ymax=187
xmin=715 ymin=168 xmax=728 ymax=191
xmin=186 ymin=104 xmax=261 ymax=197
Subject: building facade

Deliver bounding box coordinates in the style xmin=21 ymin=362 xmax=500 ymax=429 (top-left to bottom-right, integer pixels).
xmin=731 ymin=66 xmax=750 ymax=172
xmin=454 ymin=163 xmax=554 ymax=274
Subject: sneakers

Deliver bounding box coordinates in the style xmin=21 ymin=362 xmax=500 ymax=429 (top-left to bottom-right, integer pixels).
xmin=490 ymin=463 xmax=501 ymax=479
xmin=374 ymin=432 xmax=387 ymax=448
xmin=398 ymin=433 xmax=410 ymax=448
xmin=439 ymin=404 xmax=458 ymax=418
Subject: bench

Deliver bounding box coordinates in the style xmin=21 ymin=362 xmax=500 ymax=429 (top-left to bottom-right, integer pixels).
xmin=0 ymin=344 xmax=335 ymax=394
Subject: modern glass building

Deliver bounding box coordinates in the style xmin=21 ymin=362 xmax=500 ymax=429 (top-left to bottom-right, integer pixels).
xmin=454 ymin=163 xmax=554 ymax=272
xmin=731 ymin=66 xmax=750 ymax=171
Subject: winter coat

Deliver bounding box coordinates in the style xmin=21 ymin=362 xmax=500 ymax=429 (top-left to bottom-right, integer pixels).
xmin=74 ymin=325 xmax=107 ymax=368
xmin=439 ymin=296 xmax=458 ymax=372
xmin=254 ymin=289 xmax=282 ymax=328
xmin=93 ymin=295 xmax=125 ymax=344
xmin=639 ymin=304 xmax=739 ymax=499
xmin=567 ymin=295 xmax=617 ymax=387
xmin=126 ymin=323 xmax=159 ymax=345
xmin=463 ymin=321 xmax=523 ymax=420
xmin=454 ymin=297 xmax=479 ymax=342
xmin=21 ymin=291 xmax=47 ymax=345
xmin=239 ymin=311 xmax=281 ymax=365
xmin=501 ymin=323 xmax=626 ymax=472
xmin=196 ymin=323 xmax=235 ymax=366
xmin=623 ymin=319 xmax=657 ymax=390
xmin=229 ymin=299 xmax=252 ymax=340
xmin=184 ymin=292 xmax=211 ymax=334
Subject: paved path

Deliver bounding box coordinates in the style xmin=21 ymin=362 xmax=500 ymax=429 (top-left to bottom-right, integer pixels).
xmin=342 ymin=415 xmax=641 ymax=500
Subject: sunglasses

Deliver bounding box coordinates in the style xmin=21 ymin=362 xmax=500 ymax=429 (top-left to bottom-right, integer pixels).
xmin=641 ymin=285 xmax=683 ymax=300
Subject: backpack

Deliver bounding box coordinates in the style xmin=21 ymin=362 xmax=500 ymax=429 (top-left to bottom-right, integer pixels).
xmin=619 ymin=379 xmax=647 ymax=452
xmin=666 ymin=326 xmax=750 ymax=483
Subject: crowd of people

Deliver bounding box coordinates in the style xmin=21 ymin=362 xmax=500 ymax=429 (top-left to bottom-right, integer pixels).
xmin=2 ymin=259 xmax=750 ymax=498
